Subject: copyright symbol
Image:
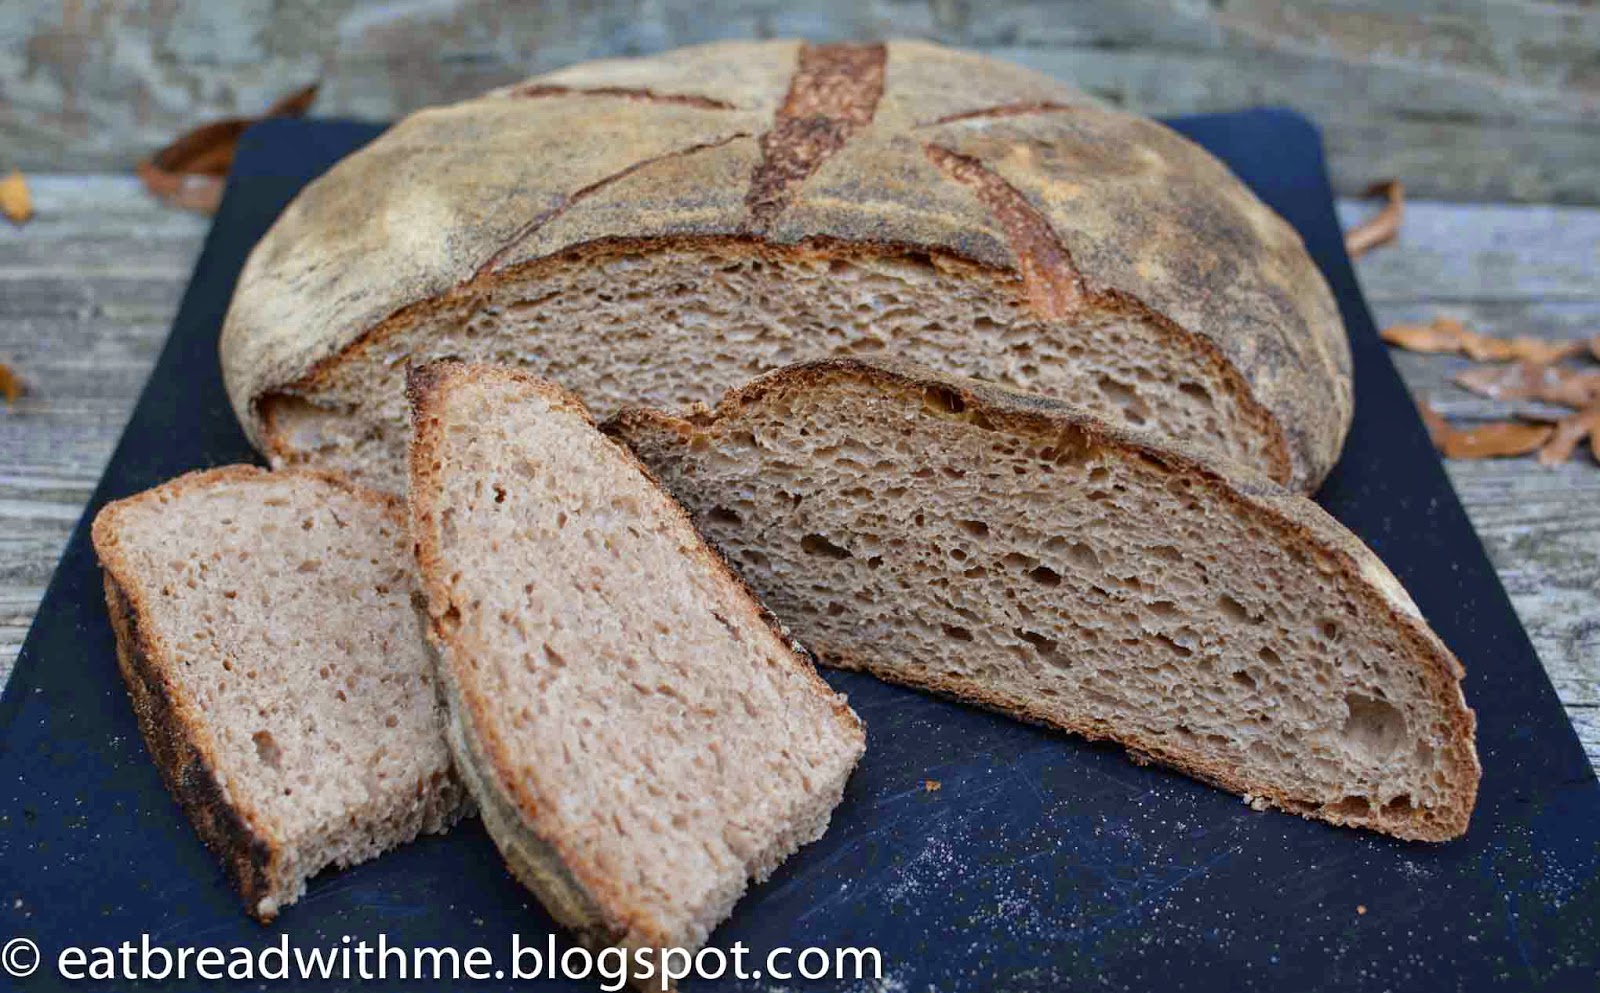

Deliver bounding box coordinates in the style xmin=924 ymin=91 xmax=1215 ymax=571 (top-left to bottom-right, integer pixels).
xmin=2 ymin=937 xmax=40 ymax=978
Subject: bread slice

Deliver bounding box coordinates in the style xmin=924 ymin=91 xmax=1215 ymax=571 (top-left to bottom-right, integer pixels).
xmin=406 ymin=361 xmax=865 ymax=955
xmin=90 ymin=466 xmax=467 ymax=920
xmin=609 ymin=359 xmax=1480 ymax=841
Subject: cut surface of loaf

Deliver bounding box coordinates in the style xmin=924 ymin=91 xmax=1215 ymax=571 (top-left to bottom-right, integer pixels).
xmin=90 ymin=466 xmax=467 ymax=920
xmin=610 ymin=359 xmax=1480 ymax=841
xmin=222 ymin=39 xmax=1351 ymax=495
xmin=406 ymin=361 xmax=865 ymax=953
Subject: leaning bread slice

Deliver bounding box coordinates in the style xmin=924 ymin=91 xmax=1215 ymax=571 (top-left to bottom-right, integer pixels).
xmin=90 ymin=466 xmax=467 ymax=920
xmin=406 ymin=362 xmax=865 ymax=956
xmin=609 ymin=359 xmax=1480 ymax=841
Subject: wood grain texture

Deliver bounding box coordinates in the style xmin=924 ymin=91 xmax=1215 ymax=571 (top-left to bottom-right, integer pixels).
xmin=1 ymin=1 xmax=1597 ymax=202
xmin=0 ymin=177 xmax=1593 ymax=771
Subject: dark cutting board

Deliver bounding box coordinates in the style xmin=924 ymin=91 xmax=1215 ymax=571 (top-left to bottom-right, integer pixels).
xmin=1 ymin=111 xmax=1597 ymax=992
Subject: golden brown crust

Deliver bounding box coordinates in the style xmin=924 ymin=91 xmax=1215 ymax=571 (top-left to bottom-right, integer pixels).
xmin=606 ymin=357 xmax=1478 ymax=841
xmin=92 ymin=465 xmax=418 ymax=919
xmin=405 ymin=360 xmax=863 ymax=952
xmin=222 ymin=39 xmax=1350 ymax=493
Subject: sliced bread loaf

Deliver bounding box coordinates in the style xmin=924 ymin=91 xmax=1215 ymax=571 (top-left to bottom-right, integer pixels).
xmin=609 ymin=359 xmax=1480 ymax=841
xmin=222 ymin=40 xmax=1350 ymax=496
xmin=90 ymin=466 xmax=467 ymax=920
xmin=406 ymin=361 xmax=865 ymax=954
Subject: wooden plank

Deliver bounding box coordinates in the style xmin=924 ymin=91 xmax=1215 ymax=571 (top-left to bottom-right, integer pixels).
xmin=1337 ymin=200 xmax=1600 ymax=303
xmin=1 ymin=1 xmax=1598 ymax=202
xmin=0 ymin=176 xmax=1594 ymax=770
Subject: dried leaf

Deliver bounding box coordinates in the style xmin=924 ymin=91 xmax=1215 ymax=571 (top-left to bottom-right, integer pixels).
xmin=1416 ymin=396 xmax=1553 ymax=459
xmin=1381 ymin=320 xmax=1468 ymax=354
xmin=0 ymin=170 xmax=31 ymax=225
xmin=0 ymin=363 xmax=23 ymax=405
xmin=1537 ymin=406 xmax=1600 ymax=467
xmin=924 ymin=779 xmax=942 ymax=792
xmin=1441 ymin=421 xmax=1553 ymax=460
xmin=1345 ymin=180 xmax=1404 ymax=259
xmin=138 ymin=83 xmax=318 ymax=214
xmin=1383 ymin=316 xmax=1585 ymax=365
xmin=1455 ymin=362 xmax=1600 ymax=409
xmin=1474 ymin=336 xmax=1582 ymax=364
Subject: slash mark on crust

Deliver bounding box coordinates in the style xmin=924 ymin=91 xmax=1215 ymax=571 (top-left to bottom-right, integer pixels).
xmin=923 ymin=143 xmax=1084 ymax=319
xmin=475 ymin=132 xmax=750 ymax=277
xmin=918 ymin=101 xmax=1083 ymax=128
xmin=502 ymin=84 xmax=737 ymax=111
xmin=745 ymin=43 xmax=887 ymax=231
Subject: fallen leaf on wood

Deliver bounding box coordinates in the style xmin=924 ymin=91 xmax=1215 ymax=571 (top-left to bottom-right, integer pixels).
xmin=1382 ymin=316 xmax=1584 ymax=364
xmin=1345 ymin=180 xmax=1404 ymax=259
xmin=1442 ymin=421 xmax=1554 ymax=460
xmin=138 ymin=83 xmax=318 ymax=214
xmin=0 ymin=171 xmax=31 ymax=225
xmin=1537 ymin=405 xmax=1600 ymax=467
xmin=1381 ymin=319 xmax=1469 ymax=354
xmin=1465 ymin=335 xmax=1582 ymax=364
xmin=1416 ymin=396 xmax=1552 ymax=459
xmin=0 ymin=363 xmax=24 ymax=405
xmin=1455 ymin=362 xmax=1600 ymax=409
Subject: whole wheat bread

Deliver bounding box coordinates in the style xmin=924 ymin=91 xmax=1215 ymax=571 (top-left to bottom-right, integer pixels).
xmin=406 ymin=361 xmax=865 ymax=955
xmin=90 ymin=466 xmax=467 ymax=920
xmin=222 ymin=40 xmax=1350 ymax=495
xmin=609 ymin=359 xmax=1480 ymax=841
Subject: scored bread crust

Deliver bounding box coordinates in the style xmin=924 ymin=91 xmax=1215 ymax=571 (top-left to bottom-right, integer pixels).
xmin=607 ymin=358 xmax=1480 ymax=841
xmin=222 ymin=38 xmax=1351 ymax=493
xmin=91 ymin=465 xmax=462 ymax=919
xmin=406 ymin=361 xmax=864 ymax=952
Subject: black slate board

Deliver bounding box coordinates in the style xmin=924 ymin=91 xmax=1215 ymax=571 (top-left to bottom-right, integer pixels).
xmin=2 ymin=111 xmax=1597 ymax=993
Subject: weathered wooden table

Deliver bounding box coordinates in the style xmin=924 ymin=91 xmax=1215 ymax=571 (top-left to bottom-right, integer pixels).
xmin=1 ymin=176 xmax=1596 ymax=769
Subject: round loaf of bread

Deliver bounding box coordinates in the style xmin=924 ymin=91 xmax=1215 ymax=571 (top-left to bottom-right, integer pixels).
xmin=220 ymin=39 xmax=1352 ymax=493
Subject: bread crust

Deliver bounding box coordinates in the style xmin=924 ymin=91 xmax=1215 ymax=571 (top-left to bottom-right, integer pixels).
xmin=222 ymin=39 xmax=1351 ymax=492
xmin=406 ymin=361 xmax=863 ymax=954
xmin=91 ymin=464 xmax=459 ymax=920
xmin=101 ymin=569 xmax=282 ymax=917
xmin=606 ymin=357 xmax=1479 ymax=842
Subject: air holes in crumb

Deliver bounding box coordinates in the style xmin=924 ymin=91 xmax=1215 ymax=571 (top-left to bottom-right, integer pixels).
xmin=1342 ymin=693 xmax=1406 ymax=759
xmin=1382 ymin=795 xmax=1415 ymax=817
xmin=1329 ymin=795 xmax=1372 ymax=818
xmin=1258 ymin=646 xmax=1282 ymax=666
xmin=1016 ymin=629 xmax=1059 ymax=657
xmin=1178 ymin=381 xmax=1212 ymax=405
xmin=1096 ymin=375 xmax=1149 ymax=424
xmin=707 ymin=506 xmax=741 ymax=526
xmin=1218 ymin=594 xmax=1252 ymax=623
xmin=923 ymin=385 xmax=966 ymax=415
xmin=1319 ymin=619 xmax=1341 ymax=642
xmin=1154 ymin=634 xmax=1192 ymax=658
xmin=801 ymin=534 xmax=852 ymax=560
xmin=1028 ymin=566 xmax=1062 ymax=587
xmin=252 ymin=731 xmax=282 ymax=769
xmin=1046 ymin=428 xmax=1095 ymax=466
xmin=942 ymin=624 xmax=974 ymax=642
xmin=384 ymin=714 xmax=398 ymax=728
xmin=958 ymin=519 xmax=989 ymax=538
xmin=1232 ymin=670 xmax=1258 ymax=691
xmin=1065 ymin=542 xmax=1099 ymax=569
